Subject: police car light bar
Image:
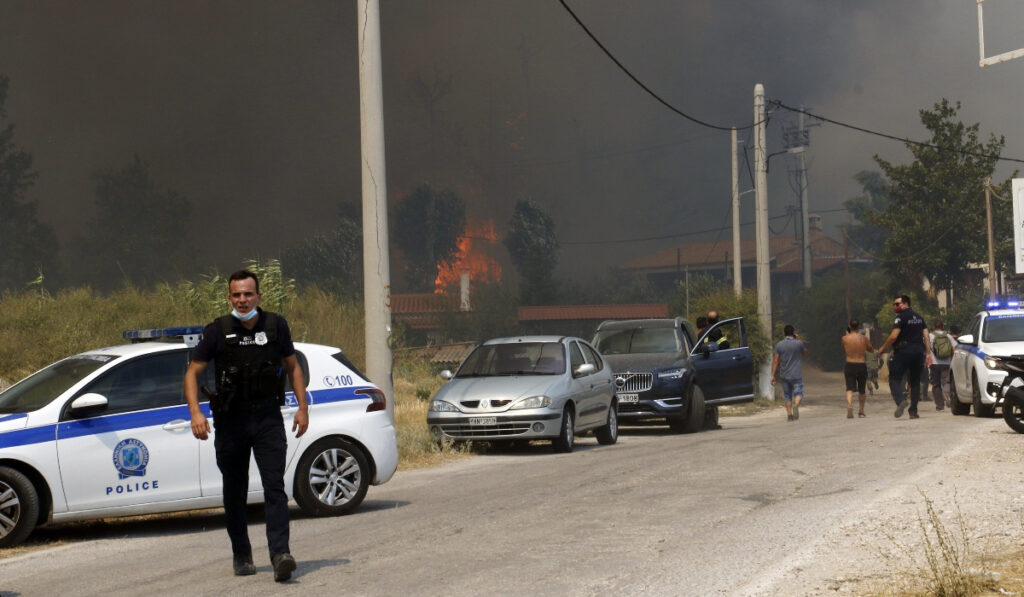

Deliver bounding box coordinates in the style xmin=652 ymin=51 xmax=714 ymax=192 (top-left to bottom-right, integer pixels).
xmin=986 ymin=299 xmax=1022 ymax=309
xmin=123 ymin=326 xmax=205 ymax=347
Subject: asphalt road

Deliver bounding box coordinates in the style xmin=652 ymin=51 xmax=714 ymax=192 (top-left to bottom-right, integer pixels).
xmin=0 ymin=368 xmax=1009 ymax=596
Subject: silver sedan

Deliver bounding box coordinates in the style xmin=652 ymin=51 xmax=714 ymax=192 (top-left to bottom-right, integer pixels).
xmin=426 ymin=336 xmax=617 ymax=452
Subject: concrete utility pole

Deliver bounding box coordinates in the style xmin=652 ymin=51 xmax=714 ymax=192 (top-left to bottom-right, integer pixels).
xmin=358 ymin=0 xmax=395 ymax=420
xmin=731 ymin=127 xmax=742 ymax=296
xmin=754 ymin=84 xmax=773 ymax=400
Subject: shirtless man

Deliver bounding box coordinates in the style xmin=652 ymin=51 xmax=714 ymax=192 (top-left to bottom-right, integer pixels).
xmin=841 ymin=318 xmax=875 ymax=418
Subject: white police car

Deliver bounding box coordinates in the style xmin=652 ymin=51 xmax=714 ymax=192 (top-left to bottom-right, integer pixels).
xmin=0 ymin=327 xmax=398 ymax=547
xmin=950 ymin=302 xmax=1024 ymax=417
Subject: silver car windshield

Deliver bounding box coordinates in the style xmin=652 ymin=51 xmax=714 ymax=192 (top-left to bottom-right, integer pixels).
xmin=0 ymin=355 xmax=117 ymax=414
xmin=593 ymin=327 xmax=679 ymax=354
xmin=456 ymin=342 xmax=565 ymax=377
xmin=983 ymin=315 xmax=1024 ymax=343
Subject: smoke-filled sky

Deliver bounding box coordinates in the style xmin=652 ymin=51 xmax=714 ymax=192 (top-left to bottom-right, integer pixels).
xmin=3 ymin=0 xmax=1024 ymax=286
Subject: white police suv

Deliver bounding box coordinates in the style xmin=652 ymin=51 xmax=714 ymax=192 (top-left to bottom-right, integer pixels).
xmin=950 ymin=302 xmax=1024 ymax=417
xmin=0 ymin=327 xmax=398 ymax=547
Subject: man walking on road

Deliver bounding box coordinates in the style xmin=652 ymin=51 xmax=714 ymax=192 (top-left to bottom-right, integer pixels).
xmin=184 ymin=269 xmax=309 ymax=582
xmin=929 ymin=320 xmax=957 ymax=410
xmin=771 ymin=324 xmax=808 ymax=422
xmin=878 ymin=294 xmax=931 ymax=419
xmin=842 ymin=319 xmax=875 ymax=418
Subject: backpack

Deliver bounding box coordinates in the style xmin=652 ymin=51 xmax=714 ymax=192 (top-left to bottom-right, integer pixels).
xmin=932 ymin=331 xmax=953 ymax=359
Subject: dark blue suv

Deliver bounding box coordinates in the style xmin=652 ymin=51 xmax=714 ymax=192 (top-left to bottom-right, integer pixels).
xmin=592 ymin=317 xmax=754 ymax=433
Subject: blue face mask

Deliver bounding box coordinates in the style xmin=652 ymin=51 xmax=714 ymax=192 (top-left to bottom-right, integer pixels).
xmin=232 ymin=308 xmax=259 ymax=322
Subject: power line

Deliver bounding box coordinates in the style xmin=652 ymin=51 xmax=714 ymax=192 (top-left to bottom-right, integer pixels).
xmin=769 ymin=100 xmax=1024 ymax=165
xmin=557 ymin=0 xmax=763 ymax=133
xmin=563 ymin=212 xmax=800 ymax=246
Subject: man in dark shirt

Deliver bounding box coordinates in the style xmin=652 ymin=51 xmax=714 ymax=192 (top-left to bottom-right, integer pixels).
xmin=184 ymin=269 xmax=309 ymax=581
xmin=878 ymin=294 xmax=932 ymax=419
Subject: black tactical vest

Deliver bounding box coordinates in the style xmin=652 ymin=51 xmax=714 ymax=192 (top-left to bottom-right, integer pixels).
xmin=213 ymin=311 xmax=286 ymax=410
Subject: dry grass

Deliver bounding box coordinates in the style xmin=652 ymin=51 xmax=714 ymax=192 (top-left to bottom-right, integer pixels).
xmin=867 ymin=491 xmax=996 ymax=597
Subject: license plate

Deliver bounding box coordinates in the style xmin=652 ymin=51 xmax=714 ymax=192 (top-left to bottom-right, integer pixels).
xmin=469 ymin=417 xmax=497 ymax=426
xmin=618 ymin=393 xmax=639 ymax=403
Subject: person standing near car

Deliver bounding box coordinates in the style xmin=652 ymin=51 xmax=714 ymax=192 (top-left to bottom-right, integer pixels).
xmin=771 ymin=324 xmax=808 ymax=421
xmin=841 ymin=319 xmax=874 ymax=418
xmin=928 ymin=319 xmax=957 ymax=410
xmin=878 ymin=294 xmax=931 ymax=419
xmin=184 ymin=269 xmax=309 ymax=582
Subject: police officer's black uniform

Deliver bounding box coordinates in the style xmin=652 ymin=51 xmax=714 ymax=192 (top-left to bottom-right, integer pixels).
xmin=888 ymin=306 xmax=928 ymax=416
xmin=192 ymin=308 xmax=295 ymax=568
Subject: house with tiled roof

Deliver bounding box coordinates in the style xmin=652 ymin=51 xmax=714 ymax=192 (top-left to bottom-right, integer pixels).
xmin=618 ymin=217 xmax=871 ymax=303
xmin=517 ymin=303 xmax=669 ymax=337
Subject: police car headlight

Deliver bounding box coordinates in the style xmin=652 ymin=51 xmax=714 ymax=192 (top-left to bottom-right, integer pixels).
xmin=985 ymin=356 xmax=1002 ymax=370
xmin=429 ymin=399 xmax=460 ymax=413
xmin=658 ymin=368 xmax=686 ymax=380
xmin=511 ymin=395 xmax=550 ymax=410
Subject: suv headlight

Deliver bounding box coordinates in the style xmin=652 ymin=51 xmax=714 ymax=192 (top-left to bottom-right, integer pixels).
xmin=658 ymin=368 xmax=686 ymax=380
xmin=510 ymin=395 xmax=551 ymax=410
xmin=429 ymin=399 xmax=459 ymax=412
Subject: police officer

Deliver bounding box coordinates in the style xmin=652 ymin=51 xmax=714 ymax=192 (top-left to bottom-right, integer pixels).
xmin=878 ymin=294 xmax=932 ymax=419
xmin=184 ymin=269 xmax=309 ymax=581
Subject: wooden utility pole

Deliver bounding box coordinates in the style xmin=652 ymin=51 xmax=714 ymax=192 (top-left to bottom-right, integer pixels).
xmin=843 ymin=227 xmax=851 ymax=322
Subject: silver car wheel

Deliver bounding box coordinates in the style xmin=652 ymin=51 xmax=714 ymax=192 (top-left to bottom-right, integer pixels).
xmin=0 ymin=466 xmax=38 ymax=547
xmin=0 ymin=481 xmax=21 ymax=539
xmin=308 ymin=447 xmax=362 ymax=506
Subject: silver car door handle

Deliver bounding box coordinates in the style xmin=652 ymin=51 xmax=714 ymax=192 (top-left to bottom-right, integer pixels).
xmin=163 ymin=419 xmax=191 ymax=431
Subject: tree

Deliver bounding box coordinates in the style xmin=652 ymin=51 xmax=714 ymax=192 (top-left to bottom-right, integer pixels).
xmin=842 ymin=170 xmax=891 ymax=259
xmin=504 ymin=200 xmax=559 ymax=305
xmin=282 ymin=201 xmax=363 ymax=299
xmin=393 ymin=184 xmax=465 ymax=292
xmin=75 ymin=154 xmax=193 ymax=289
xmin=0 ymin=75 xmax=60 ymax=291
xmin=872 ymin=99 xmax=1014 ymax=294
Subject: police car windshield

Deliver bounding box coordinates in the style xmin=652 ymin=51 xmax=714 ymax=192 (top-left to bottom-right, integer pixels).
xmin=983 ymin=315 xmax=1024 ymax=343
xmin=0 ymin=355 xmax=117 ymax=413
xmin=593 ymin=328 xmax=679 ymax=354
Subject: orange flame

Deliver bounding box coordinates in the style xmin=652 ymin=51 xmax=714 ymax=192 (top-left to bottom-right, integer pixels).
xmin=435 ymin=220 xmax=502 ymax=291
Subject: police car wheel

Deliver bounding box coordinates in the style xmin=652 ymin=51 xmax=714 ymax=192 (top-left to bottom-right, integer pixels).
xmin=973 ymin=374 xmax=996 ymax=418
xmin=0 ymin=466 xmax=40 ymax=548
xmin=294 ymin=437 xmax=370 ymax=517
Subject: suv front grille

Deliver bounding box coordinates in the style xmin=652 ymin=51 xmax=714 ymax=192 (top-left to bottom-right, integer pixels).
xmin=614 ymin=372 xmax=653 ymax=393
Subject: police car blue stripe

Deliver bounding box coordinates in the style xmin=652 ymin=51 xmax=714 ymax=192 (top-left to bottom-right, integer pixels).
xmin=0 ymin=424 xmax=57 ymax=449
xmin=56 ymin=405 xmax=195 ymax=440
xmin=0 ymin=386 xmax=372 ymax=449
xmin=0 ymin=413 xmax=28 ymax=423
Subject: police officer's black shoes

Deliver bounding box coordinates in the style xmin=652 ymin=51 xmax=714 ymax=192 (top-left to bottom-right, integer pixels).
xmin=894 ymin=399 xmax=908 ymax=418
xmin=233 ymin=554 xmax=256 ymax=576
xmin=272 ymin=553 xmax=296 ymax=582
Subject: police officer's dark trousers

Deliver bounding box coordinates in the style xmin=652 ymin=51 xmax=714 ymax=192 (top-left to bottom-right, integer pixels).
xmin=214 ymin=405 xmax=290 ymax=559
xmin=889 ymin=344 xmax=925 ymax=415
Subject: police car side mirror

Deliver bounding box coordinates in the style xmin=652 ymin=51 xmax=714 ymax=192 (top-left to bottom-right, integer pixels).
xmin=958 ymin=334 xmax=976 ymax=346
xmin=69 ymin=393 xmax=109 ymax=417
